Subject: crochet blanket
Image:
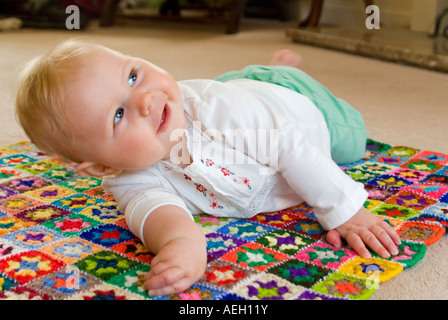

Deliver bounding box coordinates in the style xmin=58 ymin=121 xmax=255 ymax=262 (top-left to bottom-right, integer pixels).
xmin=0 ymin=139 xmax=446 ymax=300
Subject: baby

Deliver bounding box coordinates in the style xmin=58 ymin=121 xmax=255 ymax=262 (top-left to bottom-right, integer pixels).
xmin=15 ymin=39 xmax=401 ymax=296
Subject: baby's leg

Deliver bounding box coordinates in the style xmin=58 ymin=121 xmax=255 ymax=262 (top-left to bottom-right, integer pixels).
xmin=269 ymin=49 xmax=302 ymax=68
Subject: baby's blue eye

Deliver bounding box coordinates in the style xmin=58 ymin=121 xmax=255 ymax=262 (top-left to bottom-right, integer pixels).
xmin=128 ymin=71 xmax=137 ymax=87
xmin=114 ymin=108 xmax=124 ymax=126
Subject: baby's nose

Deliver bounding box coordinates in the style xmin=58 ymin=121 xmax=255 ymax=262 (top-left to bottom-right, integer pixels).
xmin=135 ymin=91 xmax=153 ymax=116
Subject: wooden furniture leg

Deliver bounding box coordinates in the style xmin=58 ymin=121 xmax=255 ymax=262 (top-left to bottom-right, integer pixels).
xmin=299 ymin=0 xmax=323 ymax=27
xmin=225 ymin=0 xmax=247 ymax=34
xmin=100 ymin=0 xmax=121 ymax=26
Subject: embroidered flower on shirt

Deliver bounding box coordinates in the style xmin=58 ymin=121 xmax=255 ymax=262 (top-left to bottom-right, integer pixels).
xmin=195 ymin=183 xmax=207 ymax=195
xmin=221 ymin=168 xmax=231 ymax=176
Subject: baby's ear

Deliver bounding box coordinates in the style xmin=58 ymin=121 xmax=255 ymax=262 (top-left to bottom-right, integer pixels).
xmin=76 ymin=162 xmax=122 ymax=177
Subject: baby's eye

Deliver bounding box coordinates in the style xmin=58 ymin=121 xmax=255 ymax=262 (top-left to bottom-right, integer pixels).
xmin=114 ymin=108 xmax=124 ymax=127
xmin=128 ymin=70 xmax=137 ymax=87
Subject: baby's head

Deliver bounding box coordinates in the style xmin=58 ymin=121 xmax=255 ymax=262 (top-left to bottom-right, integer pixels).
xmin=15 ymin=39 xmax=186 ymax=176
xmin=15 ymin=39 xmax=95 ymax=163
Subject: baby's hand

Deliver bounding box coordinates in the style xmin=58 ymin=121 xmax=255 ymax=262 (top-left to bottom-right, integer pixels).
xmin=143 ymin=237 xmax=207 ymax=296
xmin=326 ymin=208 xmax=401 ymax=259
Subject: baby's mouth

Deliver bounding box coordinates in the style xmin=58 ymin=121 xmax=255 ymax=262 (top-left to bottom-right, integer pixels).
xmin=157 ymin=104 xmax=169 ymax=133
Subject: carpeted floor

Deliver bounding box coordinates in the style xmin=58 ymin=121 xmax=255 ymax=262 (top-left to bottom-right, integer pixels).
xmin=1 ymin=18 xmax=447 ymax=300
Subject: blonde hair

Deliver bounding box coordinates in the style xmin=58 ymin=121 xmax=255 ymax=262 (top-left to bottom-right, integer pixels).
xmin=15 ymin=39 xmax=100 ymax=163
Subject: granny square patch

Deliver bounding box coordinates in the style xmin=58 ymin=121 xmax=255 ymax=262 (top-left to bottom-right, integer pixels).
xmin=0 ymin=238 xmax=27 ymax=259
xmin=385 ymin=191 xmax=438 ymax=210
xmin=353 ymin=161 xmax=396 ymax=174
xmin=386 ymin=146 xmax=420 ymax=158
xmin=2 ymin=226 xmax=65 ymax=251
xmin=194 ymin=214 xmax=234 ymax=234
xmin=206 ymin=232 xmax=247 ymax=260
xmin=74 ymin=250 xmax=140 ymax=281
xmin=411 ymin=212 xmax=448 ymax=231
xmin=200 ymin=260 xmax=256 ymax=289
xmin=220 ymin=242 xmax=289 ymax=271
xmin=373 ymin=240 xmax=426 ymax=269
xmin=23 ymin=185 xmax=77 ymax=203
xmin=422 ymin=174 xmax=448 ymax=185
xmin=371 ymin=203 xmax=421 ymax=221
xmin=268 ymin=259 xmax=332 ymax=288
xmin=43 ymin=214 xmax=101 ymax=237
xmin=0 ymin=154 xmax=36 ymax=167
xmin=51 ymin=194 xmax=105 ymax=213
xmin=388 ymin=167 xmax=431 ymax=182
xmin=0 ymin=216 xmax=36 ymax=236
xmin=0 ymin=286 xmax=53 ymax=300
xmin=0 ymin=194 xmax=43 ymax=215
xmin=79 ymin=224 xmax=136 ymax=248
xmin=367 ymin=174 xmax=413 ymax=190
xmin=40 ymin=167 xmax=77 ymax=184
xmin=60 ymin=176 xmax=102 ymax=193
xmin=366 ymin=139 xmax=391 ymax=153
xmin=68 ymin=283 xmax=145 ymax=300
xmin=40 ymin=238 xmax=104 ymax=264
xmin=370 ymin=154 xmax=409 ymax=166
xmin=249 ymin=210 xmax=303 ymax=228
xmin=294 ymin=242 xmax=357 ymax=269
xmin=16 ymin=160 xmax=60 ymax=175
xmin=344 ymin=168 xmax=380 ymax=183
xmin=15 ymin=205 xmax=72 ymax=224
xmin=231 ymin=273 xmax=305 ymax=300
xmin=413 ymin=150 xmax=448 ymax=164
xmin=396 ymin=221 xmax=445 ymax=245
xmin=400 ymin=158 xmax=444 ymax=173
xmin=83 ymin=187 xmax=115 ymax=201
xmin=0 ymin=167 xmax=30 ymax=183
xmin=363 ymin=199 xmax=383 ymax=211
xmin=1 ymin=176 xmax=52 ymax=193
xmin=422 ymin=202 xmax=448 ymax=219
xmin=154 ymin=283 xmax=226 ymax=300
xmin=401 ymin=183 xmax=448 ymax=200
xmin=435 ymin=165 xmax=448 ymax=176
xmin=25 ymin=266 xmax=102 ymax=299
xmin=0 ymin=251 xmax=64 ymax=285
xmin=338 ymin=257 xmax=403 ymax=283
xmin=285 ymin=217 xmax=324 ymax=240
xmin=107 ymin=264 xmax=151 ymax=299
xmin=364 ymin=184 xmax=398 ymax=201
xmin=0 ymin=186 xmax=15 ymax=200
xmin=256 ymin=229 xmax=316 ymax=256
xmin=0 ymin=273 xmax=18 ymax=292
xmin=111 ymin=239 xmax=154 ymax=264
xmin=311 ymin=272 xmax=376 ymax=300
xmin=79 ymin=202 xmax=123 ymax=223
xmin=216 ymin=220 xmax=275 ymax=241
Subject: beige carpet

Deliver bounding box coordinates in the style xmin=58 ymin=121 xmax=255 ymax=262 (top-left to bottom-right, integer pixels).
xmin=1 ymin=17 xmax=447 ymax=300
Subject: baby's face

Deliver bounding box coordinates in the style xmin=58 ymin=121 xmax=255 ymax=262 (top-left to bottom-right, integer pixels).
xmin=64 ymin=46 xmax=186 ymax=171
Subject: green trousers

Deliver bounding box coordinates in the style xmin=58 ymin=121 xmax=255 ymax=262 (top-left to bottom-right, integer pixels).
xmin=215 ymin=65 xmax=367 ymax=164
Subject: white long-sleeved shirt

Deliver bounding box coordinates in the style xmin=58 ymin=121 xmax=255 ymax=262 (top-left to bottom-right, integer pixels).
xmin=102 ymin=79 xmax=368 ymax=243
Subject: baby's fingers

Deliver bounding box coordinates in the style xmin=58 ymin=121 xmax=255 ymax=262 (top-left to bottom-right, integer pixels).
xmin=143 ymin=265 xmax=187 ymax=296
xmin=345 ymin=232 xmax=372 ymax=259
xmin=359 ymin=226 xmax=398 ymax=259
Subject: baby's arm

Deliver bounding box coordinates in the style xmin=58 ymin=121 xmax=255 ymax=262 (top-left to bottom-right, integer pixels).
xmin=326 ymin=207 xmax=401 ymax=259
xmin=141 ymin=205 xmax=207 ymax=296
